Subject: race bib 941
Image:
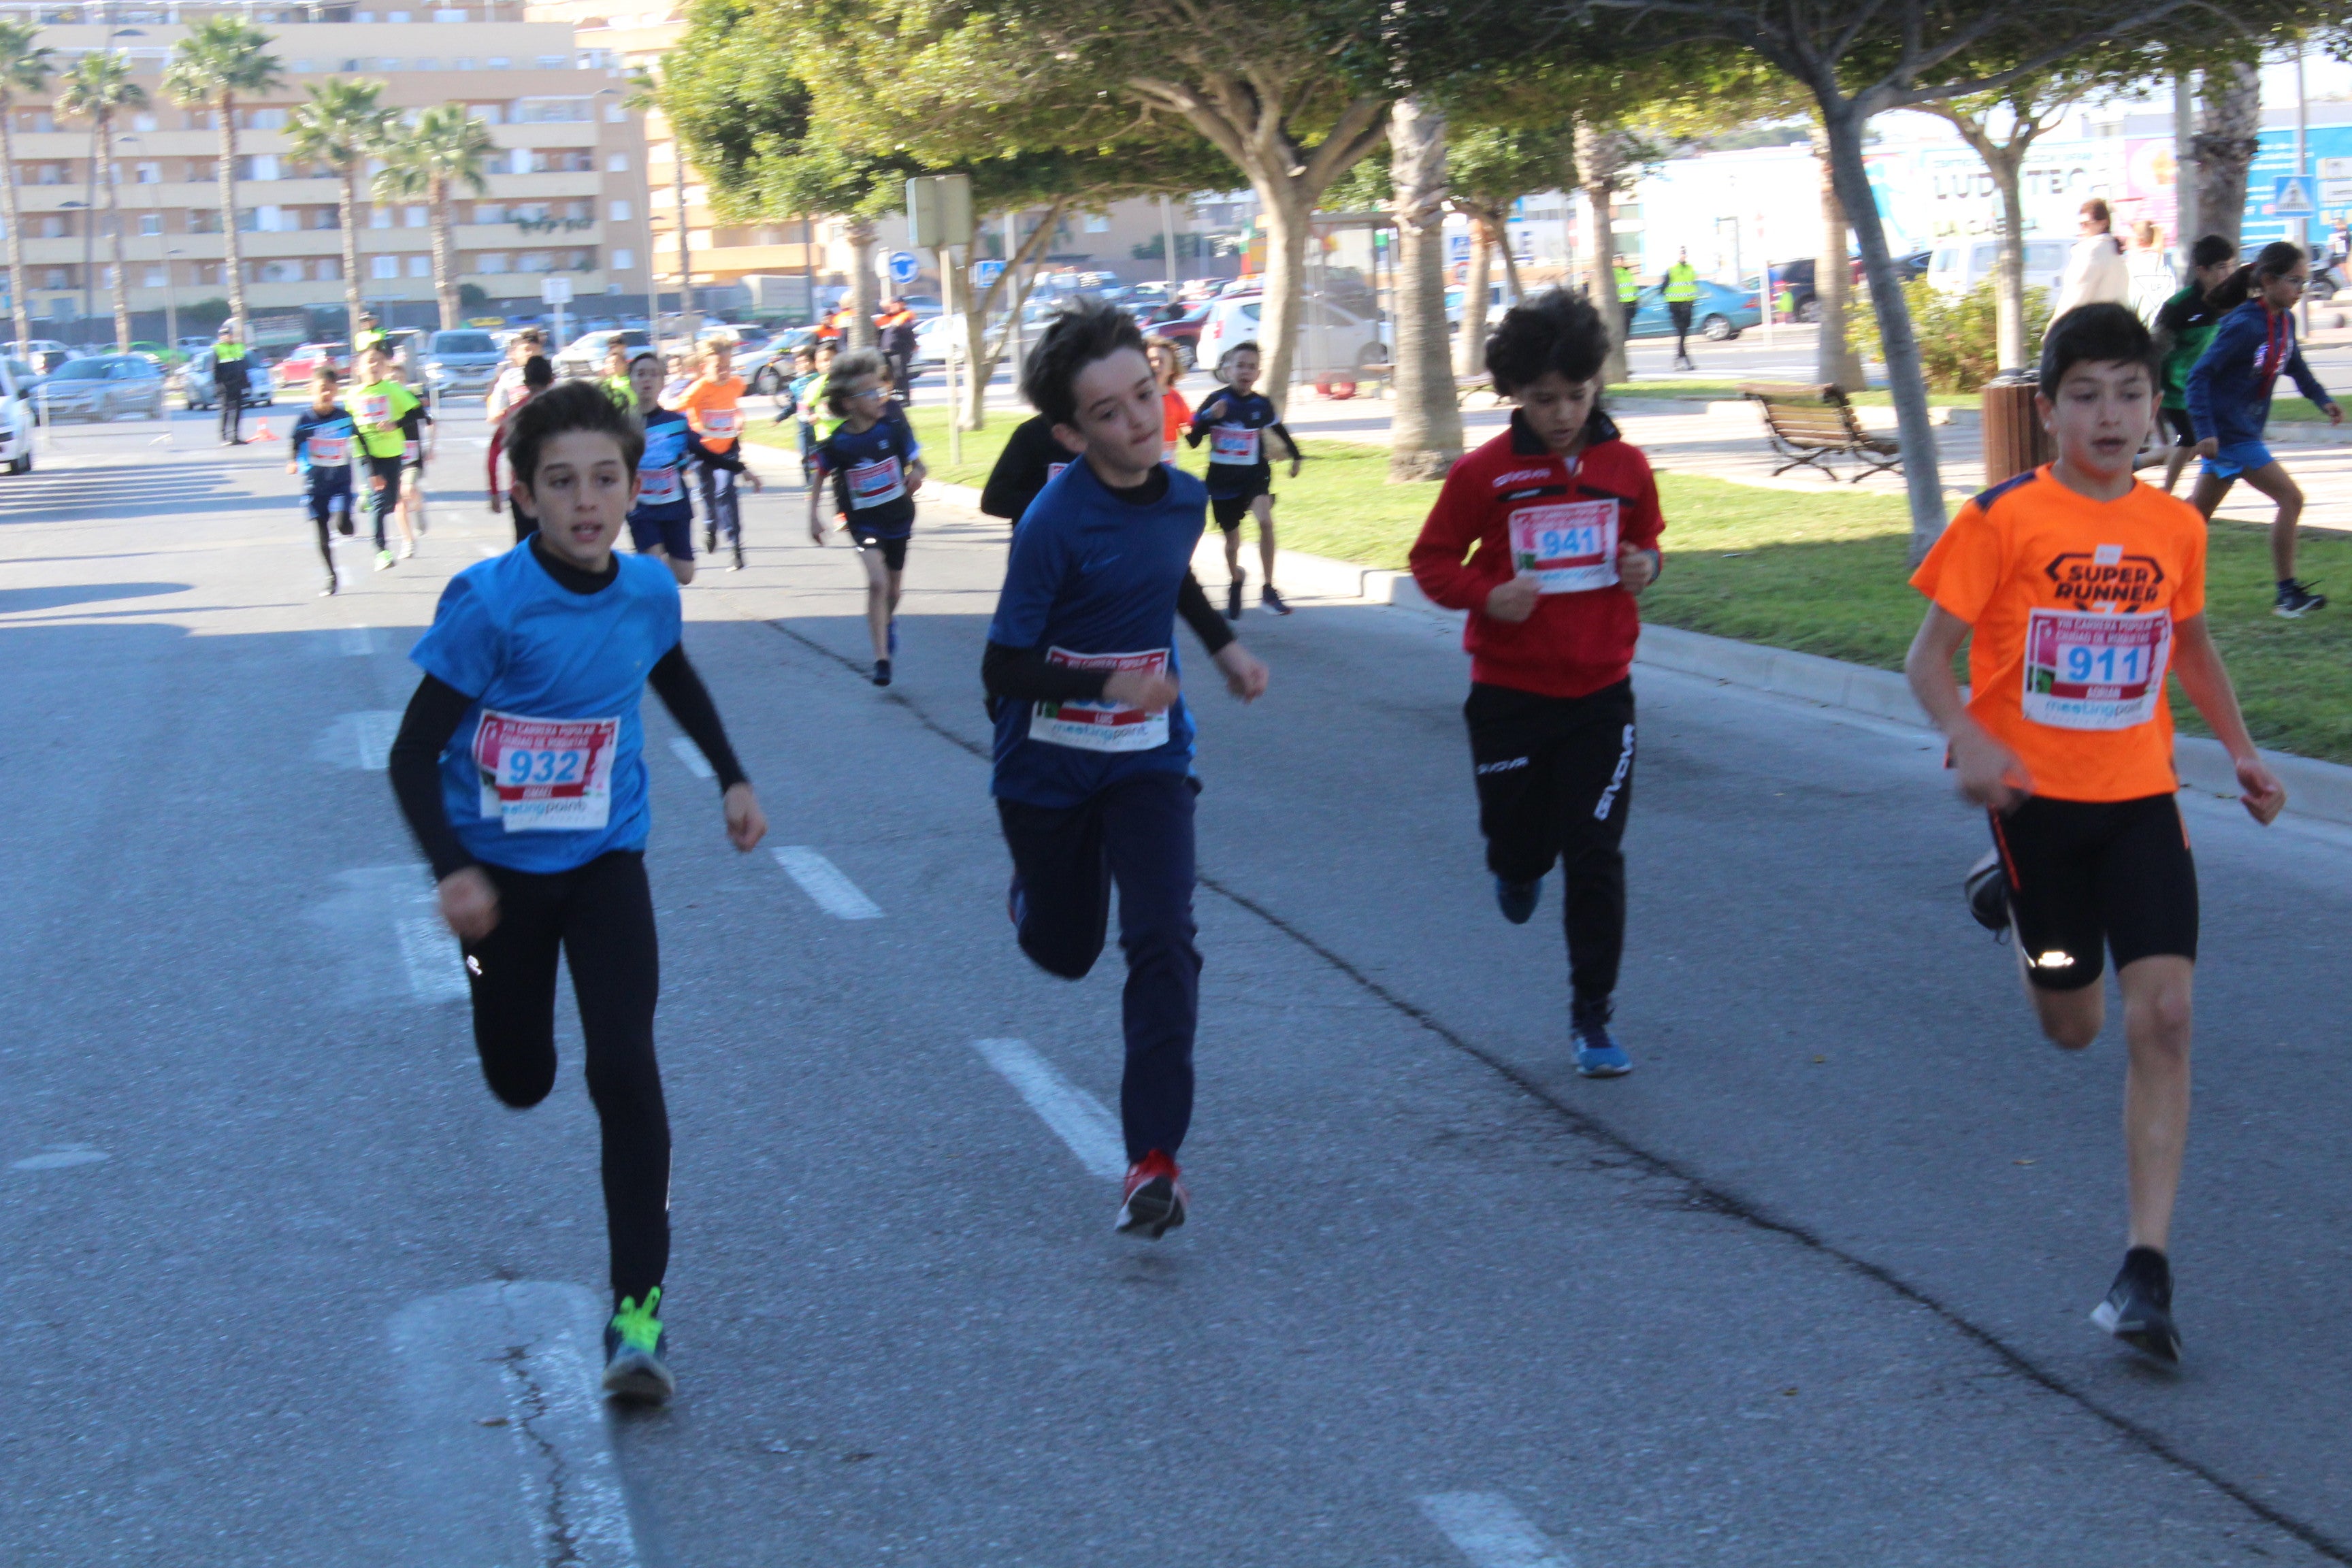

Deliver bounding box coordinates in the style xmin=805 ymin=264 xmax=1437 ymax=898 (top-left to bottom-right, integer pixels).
xmin=1509 ymin=498 xmax=1620 ymax=593
xmin=473 ymin=709 xmax=620 ymax=832
xmin=1032 ymin=649 xmax=1171 ymax=753
xmin=2021 ymin=607 xmax=2171 ymax=730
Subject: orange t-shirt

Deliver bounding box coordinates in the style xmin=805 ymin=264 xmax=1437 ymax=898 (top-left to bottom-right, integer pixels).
xmin=1160 ymin=389 xmax=1188 ymax=456
xmin=1910 ymin=465 xmax=2206 ymax=803
xmin=671 ymin=374 xmax=746 ymax=453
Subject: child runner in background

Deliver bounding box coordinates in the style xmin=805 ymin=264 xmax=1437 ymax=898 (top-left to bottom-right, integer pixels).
xmin=487 ymin=339 xmax=550 ymax=517
xmin=774 ymin=345 xmax=819 ymax=481
xmin=982 ymin=300 xmax=1269 ymax=1239
xmin=1147 ymin=340 xmax=1188 ymax=464
xmin=979 ymin=410 xmax=1084 ymax=532
xmin=808 ymin=348 xmax=924 ymax=685
xmin=670 ymin=340 xmax=756 ymax=568
xmin=387 ymin=380 xmax=769 ymax=1405
xmin=1908 ymin=302 xmax=2285 ymax=1366
xmin=287 ymin=366 xmax=357 ymax=597
xmin=2153 ymin=235 xmax=2237 ymax=495
xmin=350 ymin=344 xmax=421 ymax=572
xmin=1409 ymin=289 xmax=1661 ymax=1079
xmin=2184 ymin=240 xmax=2345 ymax=616
xmin=496 ymin=357 xmax=556 ymax=542
xmin=627 ymin=351 xmax=698 ymax=586
xmin=601 ymin=342 xmax=638 ymax=410
xmin=1186 ymin=342 xmax=1300 ymax=618
xmin=399 ymin=396 xmax=436 ymax=546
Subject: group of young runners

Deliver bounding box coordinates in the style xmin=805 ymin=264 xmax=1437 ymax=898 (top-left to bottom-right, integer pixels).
xmin=372 ymin=233 xmax=2324 ymax=1402
xmin=285 ymin=341 xmax=434 ymax=591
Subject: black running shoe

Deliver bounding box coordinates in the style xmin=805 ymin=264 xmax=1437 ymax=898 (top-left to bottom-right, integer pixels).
xmin=2276 ymin=578 xmax=2328 ymax=618
xmin=872 ymin=658 xmax=892 ymax=687
xmin=2091 ymin=1246 xmax=2181 ymax=1365
xmin=321 ymin=572 xmax=338 ymax=598
xmin=1226 ymin=570 xmax=1245 ymax=621
xmin=1965 ymin=849 xmax=2010 ymax=934
xmin=1494 ymin=874 xmax=1541 ymax=925
xmin=1262 ymin=585 xmax=1291 ymax=616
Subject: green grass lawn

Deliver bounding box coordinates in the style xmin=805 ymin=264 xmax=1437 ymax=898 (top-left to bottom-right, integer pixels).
xmin=751 ymin=407 xmax=2352 ymax=762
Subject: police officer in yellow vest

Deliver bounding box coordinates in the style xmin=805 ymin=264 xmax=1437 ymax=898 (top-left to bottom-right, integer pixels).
xmin=352 ymin=312 xmax=387 ymax=358
xmin=1662 ymin=248 xmax=1700 ymax=370
xmin=1613 ymin=257 xmax=1640 ymax=343
xmin=211 ymin=322 xmax=252 ymax=445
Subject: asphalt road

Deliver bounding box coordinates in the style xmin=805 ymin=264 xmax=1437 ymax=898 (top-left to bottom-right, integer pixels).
xmin=4 ymin=404 xmax=2351 ymax=1566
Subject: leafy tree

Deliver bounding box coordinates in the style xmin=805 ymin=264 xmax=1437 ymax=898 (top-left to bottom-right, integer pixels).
xmin=0 ymin=22 xmax=54 ymax=355
xmin=372 ymin=104 xmax=497 ymax=331
xmin=57 ymin=51 xmax=147 ymax=353
xmin=286 ymin=78 xmax=396 ymax=343
xmin=163 ymin=18 xmax=283 ymax=342
xmin=2192 ymin=59 xmax=2262 ymax=248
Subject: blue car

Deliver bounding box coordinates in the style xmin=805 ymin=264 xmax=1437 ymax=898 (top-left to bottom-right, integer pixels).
xmin=1629 ymin=278 xmax=1759 ymax=341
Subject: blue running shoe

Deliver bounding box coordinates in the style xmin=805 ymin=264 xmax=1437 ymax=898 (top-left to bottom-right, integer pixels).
xmin=1494 ymin=875 xmax=1542 ymax=925
xmin=1572 ymin=1017 xmax=1632 ymax=1077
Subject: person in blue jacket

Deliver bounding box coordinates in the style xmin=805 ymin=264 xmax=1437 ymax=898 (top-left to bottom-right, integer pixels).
xmin=2185 ymin=240 xmax=2345 ymax=617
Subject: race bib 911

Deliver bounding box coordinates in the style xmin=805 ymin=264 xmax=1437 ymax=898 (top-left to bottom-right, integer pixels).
xmin=847 ymin=456 xmax=904 ymax=508
xmin=1509 ymin=499 xmax=1620 ymax=593
xmin=2021 ymin=607 xmax=2171 ymax=730
xmin=1209 ymin=426 xmax=1260 ymax=464
xmin=1032 ymin=649 xmax=1171 ymax=753
xmin=473 ymin=709 xmax=619 ymax=832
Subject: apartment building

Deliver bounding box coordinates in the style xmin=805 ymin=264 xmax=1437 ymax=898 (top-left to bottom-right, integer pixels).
xmin=10 ymin=5 xmax=652 ymax=337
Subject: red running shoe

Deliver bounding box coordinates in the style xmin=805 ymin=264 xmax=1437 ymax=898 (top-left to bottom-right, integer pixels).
xmin=1116 ymin=1150 xmax=1188 ymax=1239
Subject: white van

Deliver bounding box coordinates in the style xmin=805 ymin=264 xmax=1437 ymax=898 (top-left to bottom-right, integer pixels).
xmin=1927 ymin=238 xmax=2070 ymax=298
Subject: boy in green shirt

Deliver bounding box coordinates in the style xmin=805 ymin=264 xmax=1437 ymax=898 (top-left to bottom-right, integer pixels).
xmin=2154 ymin=235 xmax=2236 ymax=495
xmin=352 ymin=344 xmax=423 ymax=570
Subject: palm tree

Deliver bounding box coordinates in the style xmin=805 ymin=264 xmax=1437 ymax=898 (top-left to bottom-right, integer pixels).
xmin=56 ymin=51 xmax=147 ymax=354
xmin=163 ymin=18 xmax=282 ymax=343
xmin=0 ymin=24 xmax=54 ymax=357
xmin=287 ymin=78 xmax=393 ymax=342
xmin=372 ymin=104 xmax=495 ymax=330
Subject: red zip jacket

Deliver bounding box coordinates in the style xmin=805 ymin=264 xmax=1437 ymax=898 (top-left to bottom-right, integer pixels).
xmin=1409 ymin=408 xmax=1665 ymax=698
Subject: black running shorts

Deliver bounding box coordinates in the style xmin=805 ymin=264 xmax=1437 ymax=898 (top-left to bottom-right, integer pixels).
xmin=1210 ymin=492 xmax=1262 ymax=534
xmin=850 ymin=527 xmax=908 ymax=572
xmin=2164 ymin=406 xmax=2197 ymax=448
xmin=1988 ymin=793 xmax=2197 ymax=991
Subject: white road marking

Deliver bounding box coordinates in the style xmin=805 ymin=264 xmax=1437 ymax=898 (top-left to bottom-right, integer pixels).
xmin=1418 ymin=1493 xmax=1577 ymax=1568
xmin=390 ymin=1281 xmax=644 ymax=1567
xmin=11 ymin=1145 xmax=108 ymax=1172
xmin=316 ymin=709 xmax=402 ymax=771
xmin=397 ymin=914 xmax=472 ymax=1004
xmin=668 ymin=736 xmax=713 ymax=779
xmin=771 ymin=846 xmax=883 ymax=920
xmin=340 ymin=624 xmax=374 ymax=657
xmin=972 ymin=1039 xmax=1126 ymax=1179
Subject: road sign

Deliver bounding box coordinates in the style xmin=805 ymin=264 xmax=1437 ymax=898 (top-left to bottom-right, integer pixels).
xmin=973 ymin=258 xmax=1005 ymax=289
xmin=905 ymin=174 xmax=975 ymax=248
xmin=540 ymin=276 xmax=574 ymax=304
xmin=2274 ymin=176 xmax=2317 ymax=217
xmin=885 ymin=250 xmax=919 ymax=285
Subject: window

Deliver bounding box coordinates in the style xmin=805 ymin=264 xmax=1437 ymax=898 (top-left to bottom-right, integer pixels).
xmin=407 ymin=255 xmax=430 ymax=277
xmin=189 ymin=210 xmax=221 ymax=234
xmin=527 ymin=150 xmax=595 ymax=174
xmin=376 ymin=59 xmax=400 ymax=71
xmin=436 ymin=8 xmax=468 ymax=20
xmin=604 ymin=103 xmax=627 ymax=124
xmin=466 ymin=103 xmax=504 ymax=124
xmin=370 ymin=207 xmax=392 ymax=229
xmin=606 ymin=152 xmax=629 ymax=173
xmin=255 ymin=259 xmax=302 ymax=283
xmin=42 ymin=269 xmax=65 ymax=289
xmin=487 ymin=56 xmax=511 ymax=69
xmin=354 ymin=10 xmax=372 ymax=20
xmin=389 ymin=10 xmax=410 ymax=20
xmin=291 ymin=59 xmax=313 ymax=73
xmin=536 ymin=55 xmax=567 ymax=69
xmin=512 ymin=97 xmax=591 ymax=124
xmin=474 ymin=203 xmax=506 ymax=225
xmin=454 ymin=57 xmax=475 ymax=69
xmin=414 ymin=59 xmax=439 ymax=71
xmin=142 ymin=265 xmax=165 ymax=287
xmin=404 ymin=206 xmax=428 ymax=229
xmin=37 ymin=216 xmax=63 ymax=238
xmin=243 ymin=109 xmax=287 ymax=131
xmin=519 ymin=250 xmax=552 ymax=272
xmin=137 ymin=214 xmax=161 ymax=236
xmin=35 ymin=165 xmax=61 ymax=186
xmin=476 ymin=252 xmax=508 ymax=273
xmin=608 ymin=199 xmax=631 ymax=222
xmin=1083 ymin=213 xmax=1110 ymax=233
xmin=609 ymin=247 xmax=632 ymax=270
xmin=134 ymin=161 xmax=160 ymax=184
xmin=372 ymin=255 xmax=399 ymax=279
xmin=314 ymin=258 xmax=340 ymax=280
xmin=240 ymin=154 xmax=280 ymax=181
xmin=132 ymin=113 xmax=157 ymax=132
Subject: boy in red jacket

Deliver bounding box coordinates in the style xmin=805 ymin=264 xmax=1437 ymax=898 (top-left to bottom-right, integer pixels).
xmin=1409 ymin=290 xmax=1663 ymax=1076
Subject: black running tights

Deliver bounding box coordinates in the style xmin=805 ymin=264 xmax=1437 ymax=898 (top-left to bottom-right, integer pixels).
xmin=462 ymin=850 xmax=668 ymax=1307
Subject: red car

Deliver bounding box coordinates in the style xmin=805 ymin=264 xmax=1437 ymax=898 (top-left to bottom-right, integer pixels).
xmin=1143 ymin=304 xmax=1211 ymax=371
xmin=274 ymin=342 xmax=350 ymax=390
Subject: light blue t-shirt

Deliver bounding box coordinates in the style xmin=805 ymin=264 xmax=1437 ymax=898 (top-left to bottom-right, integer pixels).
xmin=410 ymin=543 xmax=683 ymax=873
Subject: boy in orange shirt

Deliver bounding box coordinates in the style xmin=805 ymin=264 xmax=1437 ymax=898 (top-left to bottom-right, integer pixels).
xmin=1906 ymin=302 xmax=2285 ymax=1366
xmin=668 ymin=339 xmax=760 ymax=569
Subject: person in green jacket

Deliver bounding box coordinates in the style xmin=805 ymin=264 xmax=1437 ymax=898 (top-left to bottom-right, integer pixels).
xmin=2154 ymin=234 xmax=2238 ymax=495
xmin=1613 ymin=257 xmax=1639 ymax=345
xmin=1662 ymin=248 xmax=1700 ymax=370
xmin=352 ymin=312 xmax=388 ymax=359
xmin=211 ymin=323 xmax=252 ymax=445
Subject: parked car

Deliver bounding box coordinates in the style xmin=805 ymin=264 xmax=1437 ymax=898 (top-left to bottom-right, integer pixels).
xmin=274 ymin=342 xmax=350 ymax=390
xmin=1198 ymin=293 xmax=1390 ymax=380
xmin=1624 ymin=278 xmax=1759 ymax=342
xmin=1925 ymin=239 xmax=2068 ymax=300
xmin=1770 ymin=250 xmax=1935 ymax=319
xmin=31 ymin=353 xmax=169 ymax=423
xmin=0 ymin=356 xmax=34 ymax=472
xmin=421 ymin=329 xmax=505 ymax=399
xmin=553 ymin=327 xmax=653 ymax=379
xmin=1143 ymin=303 xmax=1211 ymax=370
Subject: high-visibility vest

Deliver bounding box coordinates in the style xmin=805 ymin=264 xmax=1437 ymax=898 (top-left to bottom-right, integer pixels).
xmin=215 ymin=340 xmax=247 ymax=361
xmin=353 ymin=328 xmax=386 ymax=355
xmin=1663 ymin=263 xmax=1699 ymax=303
xmin=1613 ymin=266 xmax=1638 ymax=303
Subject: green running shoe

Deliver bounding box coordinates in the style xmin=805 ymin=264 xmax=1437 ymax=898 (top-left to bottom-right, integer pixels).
xmin=602 ymin=1288 xmax=674 ymax=1404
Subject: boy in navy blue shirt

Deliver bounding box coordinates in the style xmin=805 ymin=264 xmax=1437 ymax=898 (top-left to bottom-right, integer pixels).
xmin=387 ymin=380 xmax=768 ymax=1404
xmin=625 ymin=351 xmax=700 ymax=586
xmin=808 ymin=348 xmax=925 ymax=685
xmin=982 ymin=300 xmax=1269 ymax=1239
xmin=285 ymin=367 xmax=356 ymax=596
xmin=1187 ymin=341 xmax=1301 ymax=618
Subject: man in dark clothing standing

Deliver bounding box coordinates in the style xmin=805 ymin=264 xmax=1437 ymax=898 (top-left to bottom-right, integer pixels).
xmin=213 ymin=323 xmax=252 ymax=445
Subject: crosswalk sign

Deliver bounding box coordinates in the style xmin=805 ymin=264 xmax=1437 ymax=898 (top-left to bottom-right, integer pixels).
xmin=2275 ymin=175 xmax=2317 ymax=216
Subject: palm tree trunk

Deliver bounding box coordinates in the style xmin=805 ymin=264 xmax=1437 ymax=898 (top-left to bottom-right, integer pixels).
xmin=1453 ymin=212 xmax=1494 ymax=379
xmin=1573 ymin=117 xmax=1629 ymax=386
xmin=216 ymin=91 xmax=249 ymax=340
xmin=100 ymin=114 xmax=130 ymax=353
xmin=1386 ymin=94 xmax=1464 ymax=483
xmin=431 ymin=176 xmax=455 ymax=329
xmin=340 ymin=161 xmax=362 ymax=336
xmin=0 ymin=110 xmax=31 ymax=355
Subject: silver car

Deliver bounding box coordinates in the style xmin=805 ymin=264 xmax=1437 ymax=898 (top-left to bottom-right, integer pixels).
xmin=32 ymin=354 xmax=168 ymax=423
xmin=422 ymin=329 xmax=504 ymax=399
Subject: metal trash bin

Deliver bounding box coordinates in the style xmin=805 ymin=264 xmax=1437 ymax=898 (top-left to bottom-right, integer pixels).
xmin=1981 ymin=375 xmax=2050 ymax=487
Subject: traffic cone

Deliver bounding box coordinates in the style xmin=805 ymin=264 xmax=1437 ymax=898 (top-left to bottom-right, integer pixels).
xmin=253 ymin=418 xmax=274 ymax=442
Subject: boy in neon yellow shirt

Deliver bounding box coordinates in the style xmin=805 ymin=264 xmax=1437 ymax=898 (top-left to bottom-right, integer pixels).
xmin=352 ymin=344 xmax=423 ymax=570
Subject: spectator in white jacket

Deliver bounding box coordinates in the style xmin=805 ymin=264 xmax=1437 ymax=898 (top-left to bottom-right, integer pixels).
xmin=2048 ymin=197 xmax=2132 ymax=326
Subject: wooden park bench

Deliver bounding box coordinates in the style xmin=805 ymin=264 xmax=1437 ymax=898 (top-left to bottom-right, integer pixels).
xmin=1738 ymin=382 xmax=1903 ymax=483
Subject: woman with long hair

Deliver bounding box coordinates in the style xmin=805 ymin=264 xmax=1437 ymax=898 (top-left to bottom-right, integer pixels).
xmin=2185 ymin=240 xmax=2345 ymax=617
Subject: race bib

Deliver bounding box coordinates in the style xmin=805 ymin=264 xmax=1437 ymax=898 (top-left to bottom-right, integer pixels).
xmin=847 ymin=456 xmax=904 ymax=508
xmin=638 ymin=465 xmax=682 ymax=505
xmin=2021 ymin=608 xmax=2171 ymax=730
xmin=472 ymin=709 xmax=619 ymax=832
xmin=1509 ymin=499 xmax=1620 ymax=593
xmin=357 ymin=393 xmax=391 ymax=425
xmin=1031 ymin=649 xmax=1171 ymax=753
xmin=1209 ymin=426 xmax=1260 ymax=464
xmin=306 ymin=436 xmax=349 ymax=466
xmin=700 ymin=408 xmax=742 ymax=437
xmin=1048 ymin=461 xmax=1070 ymax=481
